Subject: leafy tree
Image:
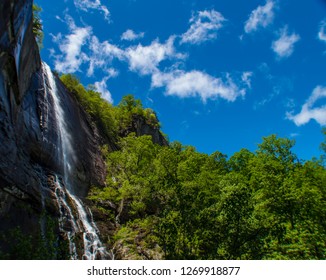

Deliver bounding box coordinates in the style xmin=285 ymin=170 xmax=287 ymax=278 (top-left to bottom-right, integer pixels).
xmin=60 ymin=74 xmax=118 ymax=141
xmin=32 ymin=4 xmax=43 ymax=48
xmin=83 ymin=101 xmax=326 ymax=260
xmin=229 ymin=148 xmax=254 ymax=175
xmin=119 ymin=94 xmax=143 ymax=113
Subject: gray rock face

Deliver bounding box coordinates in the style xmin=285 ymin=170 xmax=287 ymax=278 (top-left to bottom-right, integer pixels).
xmin=120 ymin=114 xmax=168 ymax=146
xmin=0 ymin=0 xmax=106 ymax=258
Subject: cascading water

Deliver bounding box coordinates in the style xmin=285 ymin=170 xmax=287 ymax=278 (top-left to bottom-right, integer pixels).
xmin=42 ymin=62 xmax=109 ymax=259
xmin=68 ymin=191 xmax=108 ymax=260
xmin=52 ymin=174 xmax=78 ymax=259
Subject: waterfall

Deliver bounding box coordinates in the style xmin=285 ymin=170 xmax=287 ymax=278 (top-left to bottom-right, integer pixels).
xmin=43 ymin=62 xmax=74 ymax=181
xmin=53 ymin=174 xmax=78 ymax=259
xmin=42 ymin=62 xmax=109 ymax=260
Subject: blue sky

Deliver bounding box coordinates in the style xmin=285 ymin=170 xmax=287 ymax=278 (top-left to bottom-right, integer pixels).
xmin=36 ymin=0 xmax=326 ymax=160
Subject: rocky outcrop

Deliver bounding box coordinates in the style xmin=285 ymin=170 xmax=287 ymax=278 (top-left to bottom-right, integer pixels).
xmin=0 ymin=0 xmax=106 ymax=258
xmin=120 ymin=114 xmax=168 ymax=146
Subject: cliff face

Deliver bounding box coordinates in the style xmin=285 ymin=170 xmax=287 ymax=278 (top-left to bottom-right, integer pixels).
xmin=0 ymin=0 xmax=42 ymax=243
xmin=120 ymin=114 xmax=168 ymax=146
xmin=0 ymin=0 xmax=106 ymax=258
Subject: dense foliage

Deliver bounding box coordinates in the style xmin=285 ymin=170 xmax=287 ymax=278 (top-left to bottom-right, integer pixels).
xmin=89 ymin=133 xmax=326 ymax=260
xmin=60 ymin=74 xmax=161 ymax=144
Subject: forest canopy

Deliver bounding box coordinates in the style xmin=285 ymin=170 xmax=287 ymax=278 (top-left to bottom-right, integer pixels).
xmin=88 ymin=129 xmax=326 ymax=259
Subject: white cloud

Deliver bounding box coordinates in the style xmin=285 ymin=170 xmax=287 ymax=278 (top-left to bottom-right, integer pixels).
xmin=51 ymin=19 xmax=183 ymax=78
xmin=125 ymin=36 xmax=184 ymax=75
xmin=151 ymin=70 xmax=247 ymax=102
xmin=94 ymin=77 xmax=113 ymax=103
xmin=241 ymin=72 xmax=253 ymax=88
xmin=258 ymin=62 xmax=273 ymax=80
xmin=254 ymin=92 xmax=277 ymax=110
xmin=51 ymin=13 xmax=248 ymax=105
xmin=87 ymin=35 xmax=124 ymax=76
xmin=74 ymin=0 xmax=110 ymax=22
xmin=244 ymin=0 xmax=275 ymax=33
xmin=180 ymin=9 xmax=226 ymax=45
xmin=55 ymin=15 xmax=64 ymax=23
xmin=318 ymin=20 xmax=326 ymax=43
xmin=285 ymin=98 xmax=295 ymax=109
xmin=287 ymin=86 xmax=326 ymax=126
xmin=106 ymin=68 xmax=119 ymax=78
xmin=121 ymin=29 xmax=145 ymax=41
xmin=289 ymin=133 xmax=300 ymax=138
xmin=53 ymin=16 xmax=91 ymax=73
xmin=271 ymin=26 xmax=300 ymax=58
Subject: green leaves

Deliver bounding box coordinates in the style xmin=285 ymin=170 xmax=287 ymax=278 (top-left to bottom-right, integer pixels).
xmin=59 ymin=77 xmax=163 ymax=146
xmin=60 ymin=74 xmax=118 ymax=141
xmin=87 ymin=113 xmax=326 ymax=260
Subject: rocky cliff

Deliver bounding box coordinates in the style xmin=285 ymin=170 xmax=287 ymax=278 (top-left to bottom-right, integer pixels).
xmin=120 ymin=114 xmax=168 ymax=147
xmin=0 ymin=0 xmax=107 ymax=259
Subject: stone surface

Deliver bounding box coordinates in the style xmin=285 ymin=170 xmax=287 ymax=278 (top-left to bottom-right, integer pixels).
xmin=0 ymin=0 xmax=106 ymax=258
xmin=120 ymin=114 xmax=168 ymax=146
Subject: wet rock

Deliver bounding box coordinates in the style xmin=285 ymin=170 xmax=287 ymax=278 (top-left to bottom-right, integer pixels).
xmin=0 ymin=0 xmax=107 ymax=258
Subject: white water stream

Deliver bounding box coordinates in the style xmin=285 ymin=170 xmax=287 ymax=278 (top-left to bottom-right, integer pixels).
xmin=42 ymin=62 xmax=109 ymax=259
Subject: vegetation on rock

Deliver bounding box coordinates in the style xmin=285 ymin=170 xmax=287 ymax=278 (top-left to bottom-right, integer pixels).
xmin=60 ymin=74 xmax=162 ymax=145
xmin=32 ymin=4 xmax=43 ymax=48
xmin=88 ymin=132 xmax=326 ymax=259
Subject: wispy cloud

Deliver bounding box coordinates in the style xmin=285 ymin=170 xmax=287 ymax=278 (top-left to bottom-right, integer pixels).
xmin=253 ymin=73 xmax=294 ymax=110
xmin=152 ymin=70 xmax=248 ymax=102
xmin=51 ymin=12 xmax=249 ymax=104
xmin=287 ymin=86 xmax=326 ymax=126
xmin=125 ymin=36 xmax=184 ymax=75
xmin=180 ymin=10 xmax=226 ymax=45
xmin=53 ymin=16 xmax=91 ymax=73
xmin=244 ymin=0 xmax=275 ymax=33
xmin=241 ymin=72 xmax=253 ymax=88
xmin=51 ymin=16 xmax=120 ymax=102
xmin=87 ymin=35 xmax=124 ymax=76
xmin=285 ymin=98 xmax=295 ymax=109
xmin=254 ymin=90 xmax=279 ymax=110
xmin=318 ymin=20 xmax=326 ymax=43
xmin=258 ymin=62 xmax=273 ymax=80
xmin=94 ymin=77 xmax=113 ymax=103
xmin=121 ymin=29 xmax=145 ymax=41
xmin=289 ymin=133 xmax=300 ymax=138
xmin=74 ymin=0 xmax=110 ymax=22
xmin=271 ymin=26 xmax=300 ymax=59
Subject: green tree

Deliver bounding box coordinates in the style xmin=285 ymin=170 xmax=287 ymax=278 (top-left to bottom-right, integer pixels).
xmin=118 ymin=94 xmax=143 ymax=113
xmin=229 ymin=148 xmax=254 ymax=176
xmin=60 ymin=74 xmax=118 ymax=141
xmin=32 ymin=4 xmax=43 ymax=48
xmin=87 ymin=125 xmax=326 ymax=260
